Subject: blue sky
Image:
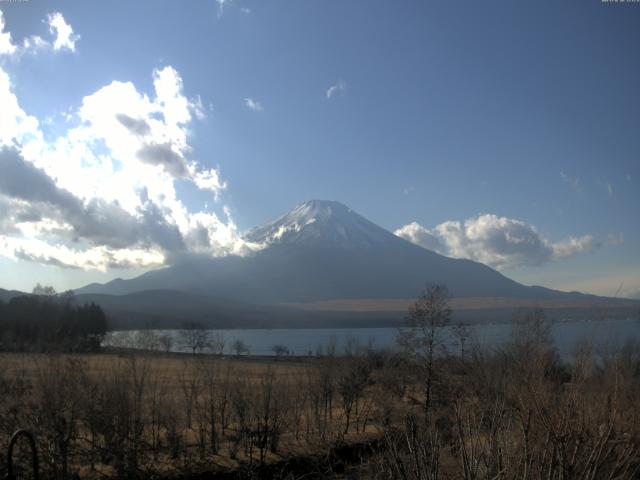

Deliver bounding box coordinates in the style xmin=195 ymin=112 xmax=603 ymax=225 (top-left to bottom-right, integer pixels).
xmin=0 ymin=0 xmax=638 ymax=297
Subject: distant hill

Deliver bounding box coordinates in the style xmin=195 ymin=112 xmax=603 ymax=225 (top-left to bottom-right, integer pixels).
xmin=74 ymin=290 xmax=295 ymax=329
xmin=70 ymin=200 xmax=639 ymax=327
xmin=0 ymin=288 xmax=24 ymax=303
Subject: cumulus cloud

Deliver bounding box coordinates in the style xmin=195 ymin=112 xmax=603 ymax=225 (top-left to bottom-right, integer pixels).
xmin=0 ymin=148 xmax=187 ymax=253
xmin=0 ymin=10 xmax=78 ymax=57
xmin=115 ymin=113 xmax=151 ymax=136
xmin=326 ymin=79 xmax=346 ymax=99
xmin=136 ymin=143 xmax=188 ymax=177
xmin=395 ymin=214 xmax=599 ymax=270
xmin=191 ymin=167 xmax=226 ymax=198
xmin=0 ymin=148 xmax=79 ymax=211
xmin=47 ymin=12 xmax=79 ymax=52
xmin=0 ymin=11 xmax=17 ymax=55
xmin=244 ymin=97 xmax=263 ymax=112
xmin=0 ymin=55 xmax=253 ymax=271
xmin=394 ymin=222 xmax=443 ymax=252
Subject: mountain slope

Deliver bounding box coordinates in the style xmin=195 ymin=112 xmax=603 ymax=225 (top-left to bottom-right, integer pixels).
xmin=77 ymin=200 xmax=567 ymax=303
xmin=245 ymin=200 xmax=398 ymax=249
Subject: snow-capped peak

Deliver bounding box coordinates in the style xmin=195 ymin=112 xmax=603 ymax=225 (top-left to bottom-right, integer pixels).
xmin=244 ymin=200 xmax=397 ymax=249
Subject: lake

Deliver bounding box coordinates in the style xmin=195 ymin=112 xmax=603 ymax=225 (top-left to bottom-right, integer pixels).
xmin=106 ymin=318 xmax=640 ymax=359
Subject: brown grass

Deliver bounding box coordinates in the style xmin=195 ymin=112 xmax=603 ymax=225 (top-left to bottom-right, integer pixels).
xmin=2 ymin=326 xmax=640 ymax=480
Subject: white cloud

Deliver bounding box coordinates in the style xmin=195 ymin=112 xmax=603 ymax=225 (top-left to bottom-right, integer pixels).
xmin=0 ymin=11 xmax=17 ymax=55
xmin=326 ymin=79 xmax=346 ymax=99
xmin=244 ymin=97 xmax=263 ymax=112
xmin=191 ymin=166 xmax=226 ymax=198
xmin=0 ymin=67 xmax=42 ymax=147
xmin=394 ymin=222 xmax=442 ymax=252
xmin=606 ymin=182 xmax=613 ymax=197
xmin=395 ymin=214 xmax=599 ymax=270
xmin=215 ymin=0 xmax=251 ymax=17
xmin=47 ymin=12 xmax=79 ymax=52
xmin=551 ymin=235 xmax=597 ymax=259
xmin=191 ymin=94 xmax=206 ymax=120
xmin=21 ymin=35 xmax=49 ymax=52
xmin=216 ymin=0 xmax=231 ymax=18
xmin=0 ymin=10 xmax=79 ymax=57
xmin=2 ymin=235 xmax=165 ymax=271
xmin=0 ymin=61 xmax=253 ymax=271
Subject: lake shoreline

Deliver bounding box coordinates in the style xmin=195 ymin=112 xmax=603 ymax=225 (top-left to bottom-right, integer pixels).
xmin=104 ymin=318 xmax=640 ymax=359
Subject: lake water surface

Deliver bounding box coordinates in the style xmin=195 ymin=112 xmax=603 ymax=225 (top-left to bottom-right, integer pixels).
xmin=108 ymin=318 xmax=640 ymax=358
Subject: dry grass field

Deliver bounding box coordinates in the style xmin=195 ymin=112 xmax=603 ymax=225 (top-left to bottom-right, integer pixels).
xmin=0 ymin=350 xmax=384 ymax=479
xmin=2 ymin=312 xmax=640 ymax=480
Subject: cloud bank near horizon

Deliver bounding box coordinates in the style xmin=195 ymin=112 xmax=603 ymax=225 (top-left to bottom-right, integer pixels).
xmin=395 ymin=215 xmax=600 ymax=270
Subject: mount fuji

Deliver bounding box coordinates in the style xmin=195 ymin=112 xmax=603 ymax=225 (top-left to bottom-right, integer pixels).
xmin=74 ymin=200 xmax=636 ymax=327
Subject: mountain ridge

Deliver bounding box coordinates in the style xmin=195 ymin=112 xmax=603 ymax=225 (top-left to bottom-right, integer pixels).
xmin=69 ymin=200 xmax=639 ymax=326
xmin=74 ymin=200 xmax=581 ymax=301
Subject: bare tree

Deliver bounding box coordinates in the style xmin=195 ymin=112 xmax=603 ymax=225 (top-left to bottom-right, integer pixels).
xmin=210 ymin=332 xmax=226 ymax=356
xmin=158 ymin=333 xmax=173 ymax=353
xmin=451 ymin=322 xmax=470 ymax=362
xmin=232 ymin=338 xmax=250 ymax=356
xmin=179 ymin=322 xmax=211 ymax=355
xmin=32 ymin=356 xmax=87 ymax=479
xmin=272 ymin=344 xmax=289 ymax=360
xmin=337 ymin=358 xmax=371 ymax=433
xmin=505 ymin=307 xmax=557 ymax=382
xmin=397 ymin=284 xmax=451 ymax=415
xmin=134 ymin=330 xmax=159 ymax=351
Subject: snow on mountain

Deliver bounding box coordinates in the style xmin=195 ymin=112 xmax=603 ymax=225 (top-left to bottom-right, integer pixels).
xmin=76 ymin=199 xmax=611 ymax=307
xmin=244 ymin=200 xmax=397 ymax=249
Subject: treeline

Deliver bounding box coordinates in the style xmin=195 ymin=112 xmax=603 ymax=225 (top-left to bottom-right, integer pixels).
xmin=0 ymin=285 xmax=107 ymax=352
